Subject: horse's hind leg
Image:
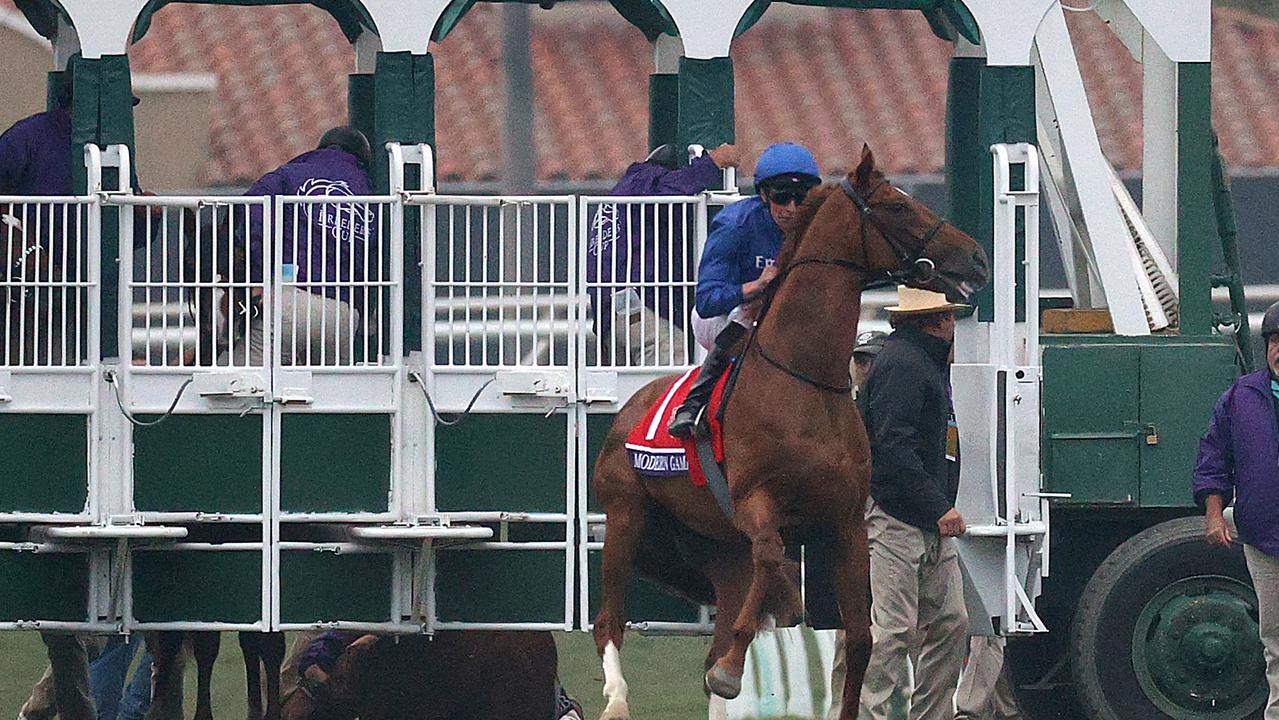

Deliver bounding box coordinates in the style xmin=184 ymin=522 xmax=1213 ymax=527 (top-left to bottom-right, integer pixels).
xmin=143 ymin=632 xmax=186 ymax=720
xmin=239 ymin=632 xmax=264 ymax=720
xmin=591 ymin=482 xmax=650 ymax=720
xmin=191 ymin=632 xmax=221 ymax=720
xmin=832 ymin=516 xmax=872 ymax=720
xmin=706 ymin=490 xmax=784 ymax=700
xmin=259 ymin=632 xmax=286 ymax=720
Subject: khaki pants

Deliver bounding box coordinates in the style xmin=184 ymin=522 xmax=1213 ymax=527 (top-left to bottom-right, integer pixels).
xmin=1245 ymin=545 xmax=1279 ymax=720
xmin=610 ymin=305 xmax=689 ymax=366
xmin=858 ymin=503 xmax=968 ymax=720
xmin=223 ymin=287 xmax=361 ymax=366
xmin=955 ymin=636 xmax=1024 ymax=720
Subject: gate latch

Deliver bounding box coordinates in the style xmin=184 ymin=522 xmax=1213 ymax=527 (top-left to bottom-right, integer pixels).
xmin=495 ymin=370 xmax=573 ymax=398
xmin=1144 ymin=424 xmax=1159 ymax=445
xmin=192 ymin=371 xmax=267 ymax=399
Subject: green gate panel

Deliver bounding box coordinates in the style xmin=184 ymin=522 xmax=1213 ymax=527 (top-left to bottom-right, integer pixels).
xmin=280 ymin=414 xmax=391 ymax=514
xmin=435 ymin=550 xmax=566 ymax=624
xmin=131 ymin=550 xmax=262 ymax=624
xmin=1042 ymin=344 xmax=1141 ymax=504
xmin=677 ymin=56 xmax=734 ymax=152
xmin=435 ymin=414 xmax=567 ymax=513
xmin=0 ymin=552 xmax=89 ymax=622
xmin=585 ymin=412 xmax=617 ymax=513
xmin=133 ymin=415 xmax=262 ymax=514
xmin=586 ymin=551 xmax=703 ymax=624
xmin=279 ymin=550 xmax=394 ymax=624
xmin=0 ymin=414 xmax=88 ymax=514
xmin=1139 ymin=343 xmax=1237 ymax=507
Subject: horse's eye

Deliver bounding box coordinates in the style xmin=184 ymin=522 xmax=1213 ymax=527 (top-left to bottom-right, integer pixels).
xmin=887 ymin=204 xmax=911 ymax=214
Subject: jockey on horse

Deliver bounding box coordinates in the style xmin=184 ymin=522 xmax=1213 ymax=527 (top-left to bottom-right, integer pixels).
xmin=667 ymin=142 xmax=822 ymax=438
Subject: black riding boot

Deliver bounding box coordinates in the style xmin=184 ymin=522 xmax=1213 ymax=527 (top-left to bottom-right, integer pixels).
xmin=668 ymin=322 xmax=747 ymax=438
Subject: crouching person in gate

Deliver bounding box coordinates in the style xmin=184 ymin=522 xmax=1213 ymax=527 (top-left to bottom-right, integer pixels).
xmin=229 ymin=126 xmax=376 ymax=366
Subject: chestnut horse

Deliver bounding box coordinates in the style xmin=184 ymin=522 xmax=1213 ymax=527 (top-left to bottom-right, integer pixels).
xmin=590 ymin=146 xmax=989 ymax=720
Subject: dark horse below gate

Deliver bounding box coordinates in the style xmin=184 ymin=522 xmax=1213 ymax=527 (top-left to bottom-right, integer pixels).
xmin=591 ymin=146 xmax=988 ymax=720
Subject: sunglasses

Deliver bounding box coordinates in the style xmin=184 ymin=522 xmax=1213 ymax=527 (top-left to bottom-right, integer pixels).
xmin=767 ymin=188 xmax=810 ymax=207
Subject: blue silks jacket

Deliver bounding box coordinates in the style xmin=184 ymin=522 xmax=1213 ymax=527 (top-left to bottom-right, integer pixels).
xmin=694 ymin=195 xmax=783 ymax=319
xmin=1194 ymin=369 xmax=1279 ymax=557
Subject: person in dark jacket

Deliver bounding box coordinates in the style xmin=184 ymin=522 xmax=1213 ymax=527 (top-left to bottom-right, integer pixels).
xmin=2 ymin=85 xmax=156 ymax=720
xmin=1194 ymin=300 xmax=1279 ymax=719
xmin=857 ymin=286 xmax=969 ymax=720
xmin=668 ymin=142 xmax=821 ymax=438
xmin=231 ymin=126 xmax=375 ymax=366
xmin=587 ymin=142 xmax=736 ymax=366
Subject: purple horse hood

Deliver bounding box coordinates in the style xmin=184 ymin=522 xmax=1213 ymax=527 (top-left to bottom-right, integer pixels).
xmin=1193 ymin=369 xmax=1279 ymax=557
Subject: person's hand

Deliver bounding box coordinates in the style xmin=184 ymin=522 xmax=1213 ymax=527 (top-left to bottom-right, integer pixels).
xmin=938 ymin=508 xmax=967 ymax=537
xmin=707 ymin=143 xmax=740 ymax=169
xmin=741 ymin=265 xmax=779 ymax=302
xmin=1206 ymin=512 xmax=1233 ymax=547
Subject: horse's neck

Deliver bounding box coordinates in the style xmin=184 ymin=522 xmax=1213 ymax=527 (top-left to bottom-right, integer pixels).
xmin=757 ymin=252 xmax=865 ymax=385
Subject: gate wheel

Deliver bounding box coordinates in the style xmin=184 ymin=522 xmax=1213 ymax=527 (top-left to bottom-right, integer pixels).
xmin=1071 ymin=517 xmax=1266 ymax=720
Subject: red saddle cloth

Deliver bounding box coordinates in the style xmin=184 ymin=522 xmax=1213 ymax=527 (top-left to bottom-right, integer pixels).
xmin=624 ymin=366 xmax=731 ymax=487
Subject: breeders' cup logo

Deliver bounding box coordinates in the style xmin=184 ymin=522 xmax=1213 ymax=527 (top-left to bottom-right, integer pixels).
xmin=299 ymin=178 xmax=371 ymax=245
xmin=588 ymin=203 xmax=619 ymax=256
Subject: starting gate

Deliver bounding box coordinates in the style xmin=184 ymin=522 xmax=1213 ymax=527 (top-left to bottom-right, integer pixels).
xmin=0 ymin=141 xmax=746 ymax=634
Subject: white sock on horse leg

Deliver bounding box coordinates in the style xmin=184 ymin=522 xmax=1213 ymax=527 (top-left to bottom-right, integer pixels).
xmin=601 ymin=641 xmax=630 ymax=717
xmin=708 ymin=694 xmax=729 ymax=720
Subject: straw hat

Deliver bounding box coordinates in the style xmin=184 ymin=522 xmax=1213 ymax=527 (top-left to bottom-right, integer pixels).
xmin=884 ymin=286 xmax=971 ymax=316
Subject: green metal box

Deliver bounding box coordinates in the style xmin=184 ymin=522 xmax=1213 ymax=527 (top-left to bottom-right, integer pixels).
xmin=1041 ymin=337 xmax=1236 ymax=507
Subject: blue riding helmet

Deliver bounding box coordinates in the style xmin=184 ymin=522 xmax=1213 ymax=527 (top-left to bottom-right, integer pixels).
xmin=754 ymin=143 xmax=821 ymax=188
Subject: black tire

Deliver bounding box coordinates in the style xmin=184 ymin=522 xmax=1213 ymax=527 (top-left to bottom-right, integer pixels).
xmin=1071 ymin=516 xmax=1266 ymax=720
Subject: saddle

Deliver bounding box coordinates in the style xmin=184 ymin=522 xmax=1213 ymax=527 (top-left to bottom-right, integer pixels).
xmin=624 ymin=364 xmax=734 ymax=487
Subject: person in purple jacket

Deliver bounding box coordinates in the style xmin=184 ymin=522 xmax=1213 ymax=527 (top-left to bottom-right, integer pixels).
xmin=231 ymin=126 xmax=375 ymax=366
xmin=1195 ymin=300 xmax=1279 ymax=719
xmin=587 ymin=143 xmax=737 ymax=366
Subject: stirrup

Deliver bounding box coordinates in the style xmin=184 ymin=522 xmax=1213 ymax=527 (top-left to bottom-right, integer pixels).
xmin=669 ymin=404 xmax=708 ymax=439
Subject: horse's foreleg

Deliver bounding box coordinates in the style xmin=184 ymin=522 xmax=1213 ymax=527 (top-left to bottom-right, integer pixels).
xmin=832 ymin=517 xmax=872 ymax=720
xmin=592 ymin=491 xmax=649 ymax=720
xmin=259 ymin=632 xmax=287 ymax=720
xmin=238 ymin=632 xmax=264 ymax=720
xmin=191 ymin=632 xmax=221 ymax=720
xmin=707 ymin=490 xmax=784 ymax=700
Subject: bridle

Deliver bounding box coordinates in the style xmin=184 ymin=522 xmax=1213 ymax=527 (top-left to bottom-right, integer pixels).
xmin=750 ymin=175 xmax=954 ymax=394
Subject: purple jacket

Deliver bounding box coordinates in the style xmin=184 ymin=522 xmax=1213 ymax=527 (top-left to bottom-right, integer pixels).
xmin=587 ymin=155 xmax=722 ymax=334
xmin=1193 ymin=369 xmax=1279 ymax=556
xmin=0 ymin=108 xmax=72 ymax=197
xmin=246 ymin=147 xmax=374 ymax=305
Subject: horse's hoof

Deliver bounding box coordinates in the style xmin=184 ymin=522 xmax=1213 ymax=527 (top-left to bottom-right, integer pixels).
xmin=598 ymin=699 xmax=630 ymax=720
xmin=705 ymin=664 xmax=742 ymax=699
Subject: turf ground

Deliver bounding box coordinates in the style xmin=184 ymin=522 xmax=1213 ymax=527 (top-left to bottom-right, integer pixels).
xmin=0 ymin=631 xmax=788 ymax=718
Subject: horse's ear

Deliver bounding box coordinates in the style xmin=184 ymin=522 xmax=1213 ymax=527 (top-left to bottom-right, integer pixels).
xmin=854 ymin=144 xmax=876 ymax=190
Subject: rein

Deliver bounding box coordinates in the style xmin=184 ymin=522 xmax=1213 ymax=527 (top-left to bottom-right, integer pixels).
xmin=745 ymin=176 xmax=951 ymax=394
xmin=748 ymin=257 xmax=860 ymax=394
